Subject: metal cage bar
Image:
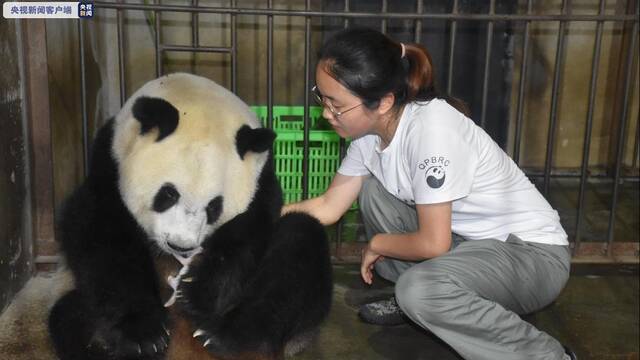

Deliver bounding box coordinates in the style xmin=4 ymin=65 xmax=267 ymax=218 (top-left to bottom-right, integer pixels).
xmin=634 ymin=112 xmax=640 ymax=170
xmin=446 ymin=0 xmax=459 ymax=95
xmin=302 ymin=0 xmax=312 ymax=200
xmin=343 ymin=0 xmax=350 ymax=28
xmin=335 ymin=0 xmax=351 ymax=257
xmin=92 ymin=2 xmax=638 ymax=21
xmin=513 ymin=0 xmax=533 ymax=165
xmin=190 ymin=0 xmax=199 ymax=73
xmin=192 ymin=0 xmax=199 ymax=50
xmin=154 ymin=5 xmax=161 ymax=77
xmin=267 ymin=0 xmax=274 ymax=130
xmin=574 ymin=0 xmax=607 ymax=253
xmin=543 ymin=0 xmax=569 ymax=196
xmin=161 ymin=44 xmax=232 ymax=53
xmin=231 ymin=0 xmax=237 ymax=93
xmin=116 ymin=3 xmax=125 ymax=105
xmin=606 ymin=18 xmax=639 ymax=255
xmin=414 ymin=0 xmax=423 ymax=43
xmin=479 ymin=0 xmax=495 ymax=129
xmin=380 ymin=0 xmax=387 ymax=34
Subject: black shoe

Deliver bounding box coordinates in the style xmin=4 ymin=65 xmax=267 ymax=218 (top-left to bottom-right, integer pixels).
xmin=563 ymin=345 xmax=577 ymax=360
xmin=358 ymin=296 xmax=406 ymax=326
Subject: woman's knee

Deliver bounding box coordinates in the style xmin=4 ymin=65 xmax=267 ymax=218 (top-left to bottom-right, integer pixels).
xmin=357 ymin=176 xmax=382 ymax=213
xmin=395 ymin=267 xmax=461 ymax=324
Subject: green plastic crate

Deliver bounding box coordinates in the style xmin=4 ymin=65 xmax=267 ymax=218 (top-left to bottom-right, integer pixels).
xmin=250 ymin=106 xmax=357 ymax=208
xmin=272 ymin=130 xmax=342 ymax=204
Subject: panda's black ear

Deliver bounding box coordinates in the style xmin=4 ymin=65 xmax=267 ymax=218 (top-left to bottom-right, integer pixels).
xmin=132 ymin=96 xmax=179 ymax=142
xmin=235 ymin=125 xmax=276 ymax=160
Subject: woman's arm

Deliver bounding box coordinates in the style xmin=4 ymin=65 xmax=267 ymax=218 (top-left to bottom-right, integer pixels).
xmin=282 ymin=173 xmax=365 ymax=226
xmin=361 ymin=201 xmax=452 ymax=284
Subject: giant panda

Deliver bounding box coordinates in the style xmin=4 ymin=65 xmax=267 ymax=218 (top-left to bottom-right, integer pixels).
xmin=48 ymin=73 xmax=333 ymax=360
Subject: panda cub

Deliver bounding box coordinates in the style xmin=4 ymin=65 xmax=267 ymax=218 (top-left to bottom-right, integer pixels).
xmin=49 ymin=73 xmax=333 ymax=360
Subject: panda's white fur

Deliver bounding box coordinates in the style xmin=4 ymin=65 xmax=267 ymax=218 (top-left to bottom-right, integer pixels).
xmin=112 ymin=73 xmax=267 ymax=255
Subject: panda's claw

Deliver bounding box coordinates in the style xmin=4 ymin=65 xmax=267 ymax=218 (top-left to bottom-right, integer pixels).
xmin=159 ymin=335 xmax=168 ymax=349
xmin=203 ymin=338 xmax=212 ymax=348
xmin=182 ymin=277 xmax=194 ymax=283
xmin=162 ymin=323 xmax=170 ymax=336
xmin=193 ymin=329 xmax=207 ymax=338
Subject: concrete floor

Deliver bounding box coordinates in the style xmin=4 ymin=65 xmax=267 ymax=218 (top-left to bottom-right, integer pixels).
xmin=0 ymin=264 xmax=637 ymax=360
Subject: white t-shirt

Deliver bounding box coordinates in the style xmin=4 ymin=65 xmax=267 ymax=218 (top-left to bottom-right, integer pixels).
xmin=338 ymin=99 xmax=568 ymax=245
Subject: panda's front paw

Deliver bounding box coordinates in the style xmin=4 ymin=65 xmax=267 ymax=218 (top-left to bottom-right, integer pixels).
xmin=175 ymin=253 xmax=226 ymax=317
xmin=87 ymin=315 xmax=171 ymax=359
xmin=175 ymin=267 xmax=208 ymax=318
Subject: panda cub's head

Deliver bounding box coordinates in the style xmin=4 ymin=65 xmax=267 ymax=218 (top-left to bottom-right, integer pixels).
xmin=111 ymin=73 xmax=275 ymax=257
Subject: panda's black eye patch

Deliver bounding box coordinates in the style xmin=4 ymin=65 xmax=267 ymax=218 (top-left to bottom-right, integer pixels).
xmin=153 ymin=184 xmax=180 ymax=213
xmin=206 ymin=196 xmax=223 ymax=224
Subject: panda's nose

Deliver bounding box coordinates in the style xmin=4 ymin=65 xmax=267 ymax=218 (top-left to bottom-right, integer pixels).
xmin=167 ymin=242 xmax=196 ymax=253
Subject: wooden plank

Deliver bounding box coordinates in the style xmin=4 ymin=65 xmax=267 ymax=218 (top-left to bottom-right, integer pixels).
xmin=23 ymin=19 xmax=57 ymax=270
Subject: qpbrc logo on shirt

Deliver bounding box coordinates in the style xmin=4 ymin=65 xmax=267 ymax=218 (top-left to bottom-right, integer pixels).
xmin=418 ymin=156 xmax=450 ymax=189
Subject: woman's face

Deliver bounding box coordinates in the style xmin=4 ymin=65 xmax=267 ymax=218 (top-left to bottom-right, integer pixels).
xmin=314 ymin=61 xmax=376 ymax=139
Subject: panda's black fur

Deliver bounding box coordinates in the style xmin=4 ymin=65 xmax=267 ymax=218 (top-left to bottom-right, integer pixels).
xmin=49 ymin=74 xmax=333 ymax=360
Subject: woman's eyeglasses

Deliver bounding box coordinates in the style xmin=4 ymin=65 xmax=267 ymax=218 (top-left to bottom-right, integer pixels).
xmin=312 ymin=86 xmax=362 ymax=120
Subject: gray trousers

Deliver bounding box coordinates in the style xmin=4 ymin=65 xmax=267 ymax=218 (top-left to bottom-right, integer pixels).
xmin=358 ymin=177 xmax=571 ymax=360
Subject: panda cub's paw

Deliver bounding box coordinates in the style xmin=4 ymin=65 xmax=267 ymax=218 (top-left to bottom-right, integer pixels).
xmin=87 ymin=314 xmax=171 ymax=359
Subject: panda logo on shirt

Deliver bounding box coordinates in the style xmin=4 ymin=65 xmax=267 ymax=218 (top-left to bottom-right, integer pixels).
xmin=425 ymin=166 xmax=446 ymax=188
xmin=418 ymin=156 xmax=450 ymax=189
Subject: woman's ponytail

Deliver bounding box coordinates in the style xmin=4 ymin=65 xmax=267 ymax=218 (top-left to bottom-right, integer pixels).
xmin=403 ymin=43 xmax=434 ymax=102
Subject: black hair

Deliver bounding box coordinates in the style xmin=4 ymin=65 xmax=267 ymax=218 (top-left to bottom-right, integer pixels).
xmin=317 ymin=27 xmax=469 ymax=116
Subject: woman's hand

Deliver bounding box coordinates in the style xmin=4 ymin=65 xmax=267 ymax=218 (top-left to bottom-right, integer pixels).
xmin=360 ymin=242 xmax=383 ymax=285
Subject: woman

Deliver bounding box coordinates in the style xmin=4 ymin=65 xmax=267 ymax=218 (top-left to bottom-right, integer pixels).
xmin=283 ymin=27 xmax=575 ymax=360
